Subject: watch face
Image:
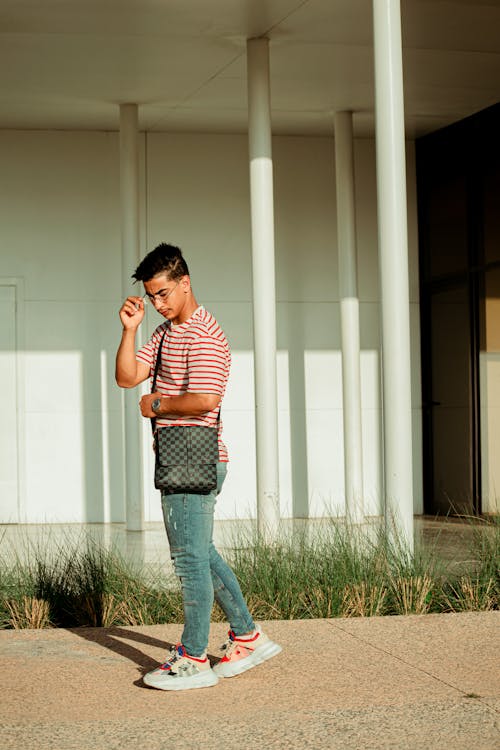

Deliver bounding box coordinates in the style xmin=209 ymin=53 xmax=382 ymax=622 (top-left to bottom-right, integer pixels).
xmin=152 ymin=398 xmax=161 ymax=412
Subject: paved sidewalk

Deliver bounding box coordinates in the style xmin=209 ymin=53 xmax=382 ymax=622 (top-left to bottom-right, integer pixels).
xmin=1 ymin=612 xmax=498 ymax=749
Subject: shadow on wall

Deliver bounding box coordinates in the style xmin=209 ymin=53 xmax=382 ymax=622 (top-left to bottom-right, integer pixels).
xmin=0 ymin=292 xmax=384 ymax=524
xmin=0 ymin=132 xmax=390 ymax=524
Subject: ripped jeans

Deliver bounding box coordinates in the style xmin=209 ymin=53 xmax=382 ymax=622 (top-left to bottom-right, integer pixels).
xmin=161 ymin=462 xmax=255 ymax=657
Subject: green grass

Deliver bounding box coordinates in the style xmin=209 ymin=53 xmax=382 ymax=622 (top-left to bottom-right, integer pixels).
xmin=226 ymin=520 xmax=446 ymax=619
xmin=0 ymin=517 xmax=498 ymax=629
xmin=0 ymin=533 xmax=184 ymax=629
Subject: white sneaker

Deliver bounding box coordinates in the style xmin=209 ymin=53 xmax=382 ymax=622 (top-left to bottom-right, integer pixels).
xmin=143 ymin=644 xmax=219 ymax=691
xmin=213 ymin=626 xmax=282 ymax=678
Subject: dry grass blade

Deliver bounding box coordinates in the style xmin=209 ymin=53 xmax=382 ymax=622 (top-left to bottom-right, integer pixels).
xmin=340 ymin=582 xmax=387 ymax=617
xmin=299 ymin=587 xmax=335 ymax=618
xmin=390 ymin=575 xmax=433 ymax=615
xmin=5 ymin=597 xmax=51 ymax=629
xmin=244 ymin=593 xmax=284 ymax=620
xmin=101 ymin=594 xmax=131 ymax=627
xmin=443 ymin=576 xmax=496 ymax=612
xmin=77 ymin=593 xmax=129 ymax=627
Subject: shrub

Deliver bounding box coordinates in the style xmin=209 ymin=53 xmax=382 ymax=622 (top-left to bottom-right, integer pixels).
xmin=0 ymin=515 xmax=497 ymax=629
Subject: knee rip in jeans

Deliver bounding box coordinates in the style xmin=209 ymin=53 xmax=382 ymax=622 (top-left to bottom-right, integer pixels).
xmin=213 ymin=581 xmax=225 ymax=595
xmin=200 ymin=498 xmax=216 ymax=511
xmin=170 ymin=546 xmax=184 ymax=557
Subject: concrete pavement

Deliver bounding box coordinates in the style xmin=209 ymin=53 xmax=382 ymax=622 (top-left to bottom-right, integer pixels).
xmin=0 ymin=612 xmax=498 ymax=749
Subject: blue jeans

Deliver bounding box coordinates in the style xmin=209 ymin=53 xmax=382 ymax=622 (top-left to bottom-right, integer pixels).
xmin=161 ymin=462 xmax=255 ymax=657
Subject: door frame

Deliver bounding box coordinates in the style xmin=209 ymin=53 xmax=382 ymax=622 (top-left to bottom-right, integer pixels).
xmin=416 ymin=136 xmax=482 ymax=517
xmin=419 ymin=270 xmax=481 ymax=516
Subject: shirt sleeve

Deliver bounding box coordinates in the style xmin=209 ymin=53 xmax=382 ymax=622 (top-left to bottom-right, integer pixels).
xmin=136 ymin=325 xmax=164 ymax=370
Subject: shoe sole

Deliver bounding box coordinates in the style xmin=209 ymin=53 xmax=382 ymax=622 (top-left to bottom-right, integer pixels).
xmin=213 ymin=640 xmax=282 ymax=678
xmin=143 ymin=670 xmax=219 ymax=691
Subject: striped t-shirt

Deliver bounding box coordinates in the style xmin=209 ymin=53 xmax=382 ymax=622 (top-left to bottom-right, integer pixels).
xmin=136 ymin=306 xmax=231 ymax=461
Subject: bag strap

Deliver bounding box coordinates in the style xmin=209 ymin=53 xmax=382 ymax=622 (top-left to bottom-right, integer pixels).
xmin=151 ymin=331 xmax=167 ymax=435
xmin=150 ymin=329 xmax=221 ymax=434
xmin=151 ymin=331 xmax=167 ymax=394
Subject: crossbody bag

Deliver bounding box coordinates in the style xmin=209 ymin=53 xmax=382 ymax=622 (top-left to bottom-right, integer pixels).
xmin=151 ymin=331 xmax=219 ymax=494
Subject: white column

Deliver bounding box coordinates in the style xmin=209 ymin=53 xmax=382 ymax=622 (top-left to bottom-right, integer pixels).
xmin=372 ymin=0 xmax=414 ymax=551
xmin=119 ymin=103 xmax=144 ymax=532
xmin=247 ymin=37 xmax=280 ymax=535
xmin=334 ymin=111 xmax=364 ymax=524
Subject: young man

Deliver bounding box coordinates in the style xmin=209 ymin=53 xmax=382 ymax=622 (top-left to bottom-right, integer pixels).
xmin=115 ymin=242 xmax=281 ymax=691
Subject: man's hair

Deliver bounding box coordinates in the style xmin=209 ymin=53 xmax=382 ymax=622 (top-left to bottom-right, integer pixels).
xmin=132 ymin=243 xmax=190 ymax=283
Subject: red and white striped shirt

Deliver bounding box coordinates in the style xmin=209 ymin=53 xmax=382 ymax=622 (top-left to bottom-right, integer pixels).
xmin=136 ymin=306 xmax=231 ymax=461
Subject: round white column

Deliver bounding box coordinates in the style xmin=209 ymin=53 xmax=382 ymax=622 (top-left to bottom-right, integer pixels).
xmin=372 ymin=0 xmax=414 ymax=551
xmin=119 ymin=103 xmax=144 ymax=532
xmin=247 ymin=37 xmax=280 ymax=536
xmin=334 ymin=111 xmax=364 ymax=524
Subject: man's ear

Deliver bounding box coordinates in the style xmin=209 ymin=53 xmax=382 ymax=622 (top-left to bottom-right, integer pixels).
xmin=181 ymin=275 xmax=191 ymax=293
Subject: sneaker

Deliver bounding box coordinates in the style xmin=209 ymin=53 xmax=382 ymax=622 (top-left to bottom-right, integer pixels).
xmin=143 ymin=644 xmax=219 ymax=691
xmin=213 ymin=626 xmax=282 ymax=678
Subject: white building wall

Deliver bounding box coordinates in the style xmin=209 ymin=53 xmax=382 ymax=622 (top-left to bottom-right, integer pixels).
xmin=0 ymin=129 xmax=422 ymax=524
xmin=0 ymin=131 xmax=125 ymax=523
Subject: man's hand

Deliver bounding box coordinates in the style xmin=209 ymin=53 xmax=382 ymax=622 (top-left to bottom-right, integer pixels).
xmin=119 ymin=296 xmax=145 ymax=330
xmin=140 ymin=392 xmax=162 ymax=418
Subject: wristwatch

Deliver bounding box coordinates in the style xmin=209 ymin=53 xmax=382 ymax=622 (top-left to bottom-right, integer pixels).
xmin=151 ymin=397 xmax=162 ymax=415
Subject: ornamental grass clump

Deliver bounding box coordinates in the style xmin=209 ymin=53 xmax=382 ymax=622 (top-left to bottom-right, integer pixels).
xmin=0 ymin=532 xmax=183 ymax=629
xmin=340 ymin=581 xmax=387 ymax=618
xmin=226 ymin=518 xmax=443 ymax=619
xmin=439 ymin=515 xmax=499 ymax=613
xmin=5 ymin=596 xmax=52 ymax=630
xmin=442 ymin=575 xmax=496 ymax=613
xmin=0 ymin=514 xmax=498 ymax=629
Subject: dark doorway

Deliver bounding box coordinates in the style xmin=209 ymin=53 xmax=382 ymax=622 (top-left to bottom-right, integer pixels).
xmin=416 ymin=103 xmax=500 ymax=517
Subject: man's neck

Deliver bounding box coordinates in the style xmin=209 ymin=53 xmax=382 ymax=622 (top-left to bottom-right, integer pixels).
xmin=172 ymin=295 xmax=199 ymax=325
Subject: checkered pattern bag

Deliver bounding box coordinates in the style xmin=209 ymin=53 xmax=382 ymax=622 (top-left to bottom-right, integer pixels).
xmin=151 ymin=331 xmax=219 ymax=494
xmin=154 ymin=425 xmax=218 ymax=493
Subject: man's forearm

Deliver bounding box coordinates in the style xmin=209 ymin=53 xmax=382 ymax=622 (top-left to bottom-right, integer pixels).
xmin=115 ymin=329 xmax=140 ymax=387
xmin=155 ymin=392 xmax=220 ymax=417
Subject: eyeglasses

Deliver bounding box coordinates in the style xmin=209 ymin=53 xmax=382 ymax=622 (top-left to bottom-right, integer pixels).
xmin=143 ymin=280 xmax=180 ymax=304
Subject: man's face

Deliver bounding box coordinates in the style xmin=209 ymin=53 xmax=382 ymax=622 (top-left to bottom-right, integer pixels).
xmin=143 ymin=273 xmax=190 ymax=323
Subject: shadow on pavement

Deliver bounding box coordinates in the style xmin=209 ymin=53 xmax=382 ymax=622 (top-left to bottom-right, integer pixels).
xmin=68 ymin=625 xmax=173 ymax=685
